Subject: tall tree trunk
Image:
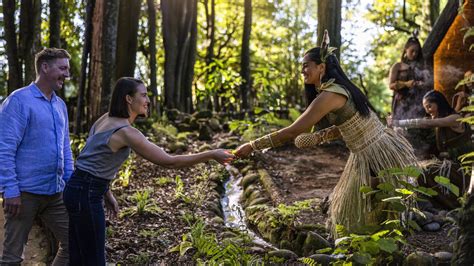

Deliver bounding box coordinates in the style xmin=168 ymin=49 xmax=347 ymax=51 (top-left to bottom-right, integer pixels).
xmin=3 ymin=0 xmax=22 ymax=94
xmin=49 ymin=0 xmax=61 ymax=48
xmin=317 ymin=0 xmax=341 ymax=60
xmin=161 ymin=0 xmax=197 ymax=113
xmin=147 ymin=0 xmax=158 ymax=115
xmin=89 ymin=0 xmax=105 ymax=123
xmin=19 ymin=0 xmax=42 ymax=84
xmin=49 ymin=0 xmax=64 ymax=98
xmin=88 ymin=0 xmax=119 ymax=122
xmin=240 ymin=0 xmax=252 ymax=111
xmin=115 ymin=0 xmax=140 ymax=79
xmin=183 ymin=0 xmax=197 ymax=113
xmin=100 ymin=0 xmax=119 ymax=114
xmin=75 ymin=0 xmax=95 ymax=134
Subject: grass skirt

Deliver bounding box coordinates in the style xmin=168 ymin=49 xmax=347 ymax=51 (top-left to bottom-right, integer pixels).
xmin=328 ymin=112 xmax=416 ymax=236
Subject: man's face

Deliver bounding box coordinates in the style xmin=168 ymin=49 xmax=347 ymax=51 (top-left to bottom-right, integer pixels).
xmin=43 ymin=58 xmax=70 ymax=91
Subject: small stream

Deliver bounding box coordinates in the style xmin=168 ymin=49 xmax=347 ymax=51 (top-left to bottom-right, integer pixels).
xmin=222 ymin=165 xmax=276 ymax=249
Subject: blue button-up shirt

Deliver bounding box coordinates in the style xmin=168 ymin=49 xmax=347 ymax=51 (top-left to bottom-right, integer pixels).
xmin=0 ymin=83 xmax=73 ymax=198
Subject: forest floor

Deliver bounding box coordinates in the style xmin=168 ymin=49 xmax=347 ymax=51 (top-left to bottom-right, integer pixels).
xmin=104 ymin=135 xmax=455 ymax=264
xmin=2 ymin=133 xmax=455 ymax=264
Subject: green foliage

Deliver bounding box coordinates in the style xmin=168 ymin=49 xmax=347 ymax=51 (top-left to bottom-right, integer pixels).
xmin=154 ymin=176 xmax=174 ymax=187
xmin=326 ymin=166 xmax=444 ymax=264
xmin=120 ymin=189 xmax=162 ymax=217
xmin=113 ymin=153 xmax=136 ymax=188
xmin=170 ymin=218 xmax=257 ymax=264
xmin=298 ymin=257 xmax=317 ymax=266
xmin=267 ymin=199 xmax=314 ymax=228
xmin=152 ymin=120 xmax=178 ymax=139
xmin=70 ymin=134 xmax=87 ymax=160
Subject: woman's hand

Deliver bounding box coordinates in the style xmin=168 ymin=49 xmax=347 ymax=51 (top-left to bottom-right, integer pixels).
xmin=212 ymin=149 xmax=235 ymax=165
xmin=105 ymin=190 xmax=119 ymax=220
xmin=405 ymin=80 xmax=415 ymax=88
xmin=234 ymin=143 xmax=253 ymax=158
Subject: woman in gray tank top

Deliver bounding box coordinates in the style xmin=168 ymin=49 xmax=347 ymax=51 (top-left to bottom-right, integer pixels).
xmin=63 ymin=77 xmax=234 ymax=265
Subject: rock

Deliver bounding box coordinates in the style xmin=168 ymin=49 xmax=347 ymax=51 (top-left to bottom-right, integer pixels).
xmin=414 ymin=211 xmax=434 ymax=226
xmin=210 ymin=216 xmax=224 ymax=225
xmin=422 ymin=222 xmax=441 ymax=232
xmin=168 ymin=141 xmax=187 ymax=152
xmin=403 ymin=251 xmax=436 ymax=266
xmin=166 ymin=109 xmax=181 ymax=121
xmin=417 ymin=200 xmax=433 ymax=210
xmin=268 ymin=249 xmax=298 ymax=260
xmin=226 ymin=165 xmax=240 ymax=177
xmin=433 ymin=214 xmax=448 ymax=225
xmin=209 ymin=118 xmax=221 ymax=131
xmin=244 ymin=185 xmax=257 ymax=198
xmin=308 ymin=254 xmax=336 ymax=266
xmin=249 ymin=246 xmax=266 ymax=254
xmin=240 ymin=165 xmax=253 ymax=176
xmin=209 ymin=202 xmax=223 ymax=218
xmin=242 ymin=173 xmax=260 ymax=189
xmin=303 ymin=232 xmax=331 ymax=256
xmin=198 ymin=125 xmax=213 ymax=141
xmin=176 ymin=123 xmax=192 ymax=132
xmin=244 ymin=190 xmax=262 ymax=207
xmin=209 ymin=172 xmax=222 ymax=182
xmin=269 ymin=229 xmax=282 ymax=244
xmin=198 ymin=143 xmax=212 ymax=152
xmin=279 ymin=240 xmax=292 ymax=250
xmin=248 ymin=197 xmax=269 ymax=206
xmin=220 ymin=231 xmax=238 ymax=239
xmin=189 ymin=118 xmax=199 ymax=130
xmin=294 ymin=231 xmax=307 ymax=251
xmin=433 ymin=251 xmax=453 ymax=262
xmin=193 ymin=110 xmax=213 ymax=119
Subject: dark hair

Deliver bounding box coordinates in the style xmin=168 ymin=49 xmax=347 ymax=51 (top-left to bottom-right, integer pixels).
xmin=109 ymin=77 xmax=145 ymax=118
xmin=35 ymin=48 xmax=71 ymax=75
xmin=303 ymin=47 xmax=372 ymax=117
xmin=423 ymin=90 xmax=455 ymax=117
xmin=401 ymin=37 xmax=423 ymax=63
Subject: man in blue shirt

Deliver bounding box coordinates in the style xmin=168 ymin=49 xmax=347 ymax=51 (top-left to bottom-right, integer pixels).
xmin=0 ymin=48 xmax=73 ymax=265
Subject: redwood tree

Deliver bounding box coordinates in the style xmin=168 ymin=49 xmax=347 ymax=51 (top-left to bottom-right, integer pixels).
xmin=317 ymin=0 xmax=341 ymax=59
xmin=161 ymin=0 xmax=198 ymax=113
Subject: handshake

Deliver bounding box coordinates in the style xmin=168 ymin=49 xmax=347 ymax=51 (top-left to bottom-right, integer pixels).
xmin=294 ymin=126 xmax=341 ymax=148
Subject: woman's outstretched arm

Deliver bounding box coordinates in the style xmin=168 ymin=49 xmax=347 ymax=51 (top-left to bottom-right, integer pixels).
xmin=235 ymin=91 xmax=347 ymax=157
xmin=119 ymin=127 xmax=234 ymax=168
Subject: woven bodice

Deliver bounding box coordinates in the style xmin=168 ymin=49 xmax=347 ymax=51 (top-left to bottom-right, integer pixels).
xmin=315 ymin=80 xmax=359 ymax=128
xmin=338 ymin=112 xmax=386 ymax=153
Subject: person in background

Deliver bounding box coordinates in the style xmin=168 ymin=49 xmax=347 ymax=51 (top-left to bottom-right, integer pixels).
xmin=388 ymin=34 xmax=434 ymax=158
xmin=0 ymin=48 xmax=73 ymax=265
xmin=390 ymin=90 xmax=472 ymax=209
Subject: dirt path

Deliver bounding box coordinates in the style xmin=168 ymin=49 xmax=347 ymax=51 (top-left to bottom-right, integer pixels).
xmin=0 ymin=205 xmax=49 ymax=264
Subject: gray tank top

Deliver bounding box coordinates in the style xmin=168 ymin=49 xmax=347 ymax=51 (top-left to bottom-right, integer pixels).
xmin=75 ymin=124 xmax=131 ymax=180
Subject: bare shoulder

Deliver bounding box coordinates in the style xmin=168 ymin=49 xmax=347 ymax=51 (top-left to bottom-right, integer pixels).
xmin=390 ymin=62 xmax=402 ymax=71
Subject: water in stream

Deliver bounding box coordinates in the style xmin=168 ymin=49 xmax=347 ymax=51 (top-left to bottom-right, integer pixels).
xmin=222 ymin=165 xmax=276 ymax=249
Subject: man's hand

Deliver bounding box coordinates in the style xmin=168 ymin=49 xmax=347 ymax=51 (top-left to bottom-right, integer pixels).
xmin=3 ymin=196 xmax=21 ymax=217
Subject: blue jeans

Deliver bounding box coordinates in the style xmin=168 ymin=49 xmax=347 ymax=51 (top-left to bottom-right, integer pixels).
xmin=63 ymin=169 xmax=110 ymax=266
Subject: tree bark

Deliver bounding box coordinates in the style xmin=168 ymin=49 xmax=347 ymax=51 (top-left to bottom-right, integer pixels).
xmin=89 ymin=0 xmax=105 ymax=123
xmin=147 ymin=0 xmax=158 ymax=114
xmin=240 ymin=0 xmax=252 ymax=111
xmin=115 ymin=0 xmax=140 ymax=79
xmin=19 ymin=0 xmax=42 ymax=84
xmin=49 ymin=0 xmax=61 ymax=48
xmin=101 ymin=0 xmax=119 ymax=114
xmin=3 ymin=0 xmax=22 ymax=93
xmin=75 ymin=0 xmax=95 ymax=134
xmin=317 ymin=0 xmax=342 ymax=60
xmin=161 ymin=0 xmax=197 ymax=113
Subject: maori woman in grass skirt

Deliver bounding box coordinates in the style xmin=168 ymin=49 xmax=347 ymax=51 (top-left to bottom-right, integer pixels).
xmin=235 ymin=31 xmax=417 ymax=237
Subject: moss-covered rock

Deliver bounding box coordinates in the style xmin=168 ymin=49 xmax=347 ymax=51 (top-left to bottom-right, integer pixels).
xmin=303 ymin=231 xmax=331 ymax=256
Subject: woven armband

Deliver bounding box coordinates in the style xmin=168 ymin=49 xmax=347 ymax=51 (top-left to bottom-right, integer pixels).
xmin=295 ymin=127 xmax=340 ymax=148
xmin=250 ymin=132 xmax=282 ymax=151
xmin=395 ymin=119 xmax=422 ymax=129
